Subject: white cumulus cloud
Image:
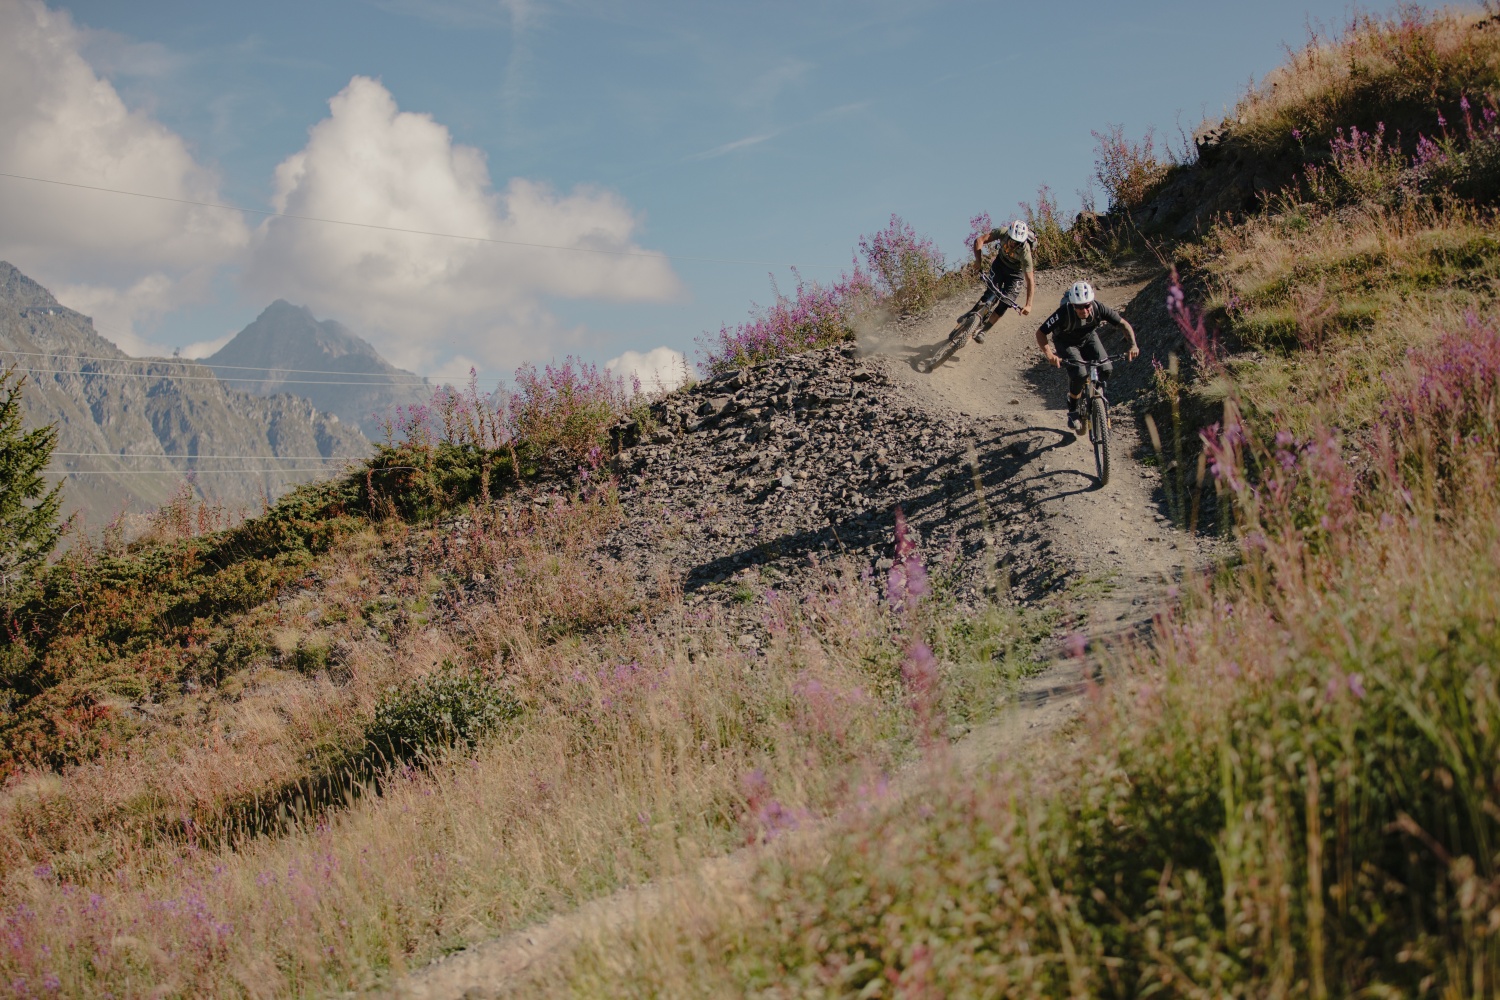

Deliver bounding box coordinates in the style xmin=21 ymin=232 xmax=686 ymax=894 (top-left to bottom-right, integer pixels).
xmin=0 ymin=0 xmax=249 ymax=353
xmin=245 ymin=76 xmax=680 ymax=373
xmin=606 ymin=346 xmax=691 ymax=393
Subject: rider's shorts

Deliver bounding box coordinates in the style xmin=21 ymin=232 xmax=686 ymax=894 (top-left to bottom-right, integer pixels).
xmin=1057 ymin=330 xmax=1111 ymax=395
xmin=978 ymin=270 xmax=1026 ymax=314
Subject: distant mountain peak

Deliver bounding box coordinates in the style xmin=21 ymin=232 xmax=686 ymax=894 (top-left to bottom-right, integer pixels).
xmin=0 ymin=261 xmax=63 ymax=311
xmin=207 ymin=301 xmax=427 ymax=436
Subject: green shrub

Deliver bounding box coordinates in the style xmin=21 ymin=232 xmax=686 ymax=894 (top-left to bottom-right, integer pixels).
xmin=0 ymin=367 xmax=66 ymax=598
xmin=365 ymin=660 xmax=521 ymax=761
xmin=858 ymin=214 xmax=949 ymax=315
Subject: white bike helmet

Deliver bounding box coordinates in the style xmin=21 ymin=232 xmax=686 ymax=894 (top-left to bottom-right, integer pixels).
xmin=1007 ymin=220 xmax=1032 ymax=243
xmin=1066 ymin=280 xmax=1096 ymax=306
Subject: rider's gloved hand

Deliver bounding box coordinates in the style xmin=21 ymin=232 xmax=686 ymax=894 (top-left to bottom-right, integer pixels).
xmin=1127 ymin=345 xmax=1140 ymax=361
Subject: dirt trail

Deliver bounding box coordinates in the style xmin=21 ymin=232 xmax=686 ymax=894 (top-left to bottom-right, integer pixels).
xmin=871 ymin=266 xmax=1197 ymax=632
xmin=379 ymin=267 xmax=1209 ymax=999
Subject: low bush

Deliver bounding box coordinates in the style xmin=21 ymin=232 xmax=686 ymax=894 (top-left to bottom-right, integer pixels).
xmin=1384 ymin=312 xmax=1500 ymax=508
xmin=1092 ymin=123 xmax=1169 ymax=212
xmin=365 ymin=660 xmax=521 ymax=762
xmin=857 ymin=214 xmax=949 ymax=315
xmin=698 ymin=269 xmax=875 ymax=375
xmin=509 ymin=358 xmax=635 ymax=465
xmin=1018 ymin=183 xmax=1075 ymax=268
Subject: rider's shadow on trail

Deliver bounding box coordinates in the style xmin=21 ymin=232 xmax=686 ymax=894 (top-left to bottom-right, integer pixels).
xmin=1019 ymin=357 xmax=1075 ymax=411
xmin=677 ymin=422 xmax=1099 ymax=593
xmin=911 ymin=337 xmax=985 ymax=373
xmin=969 ymin=426 xmax=1101 ymax=499
xmin=900 ymin=342 xmax=940 ymax=371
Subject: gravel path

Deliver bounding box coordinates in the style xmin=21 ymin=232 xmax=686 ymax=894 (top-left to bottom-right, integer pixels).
xmin=379 ymin=265 xmax=1213 ymax=999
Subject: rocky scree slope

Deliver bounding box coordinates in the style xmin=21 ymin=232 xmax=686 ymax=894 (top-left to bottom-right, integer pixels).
xmin=608 ymin=343 xmax=1083 ymax=630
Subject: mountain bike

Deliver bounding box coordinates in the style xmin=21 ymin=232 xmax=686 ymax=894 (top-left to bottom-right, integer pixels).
xmin=1077 ymin=352 xmax=1131 ymax=487
xmin=916 ymin=271 xmax=1023 ymax=374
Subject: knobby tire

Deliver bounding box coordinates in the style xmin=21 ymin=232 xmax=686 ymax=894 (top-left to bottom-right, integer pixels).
xmin=1090 ymin=396 xmax=1111 ymax=486
xmin=922 ymin=314 xmax=983 ymax=373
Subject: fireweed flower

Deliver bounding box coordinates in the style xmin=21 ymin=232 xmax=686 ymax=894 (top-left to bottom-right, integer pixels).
xmin=901 ymin=642 xmax=939 ymax=704
xmin=886 ymin=507 xmax=930 ymax=611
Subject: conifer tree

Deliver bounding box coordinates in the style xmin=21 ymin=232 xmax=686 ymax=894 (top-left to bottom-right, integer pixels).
xmin=0 ymin=366 xmax=65 ymax=595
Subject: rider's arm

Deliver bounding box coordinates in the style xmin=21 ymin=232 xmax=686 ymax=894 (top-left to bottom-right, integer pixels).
xmin=973 ymin=233 xmax=990 ymax=265
xmin=1097 ymin=303 xmax=1140 ymax=360
xmin=1036 ymin=313 xmax=1062 ymax=365
xmin=1022 ymin=268 xmax=1035 ymax=314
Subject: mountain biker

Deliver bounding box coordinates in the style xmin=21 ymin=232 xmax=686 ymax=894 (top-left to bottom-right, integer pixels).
xmin=1036 ymin=280 xmax=1140 ymax=432
xmin=953 ymin=220 xmax=1036 ymax=345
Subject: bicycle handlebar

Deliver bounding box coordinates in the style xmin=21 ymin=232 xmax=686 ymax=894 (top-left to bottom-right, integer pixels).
xmin=978 ymin=271 xmax=1024 ymax=312
xmin=1052 ymin=350 xmax=1135 ymax=368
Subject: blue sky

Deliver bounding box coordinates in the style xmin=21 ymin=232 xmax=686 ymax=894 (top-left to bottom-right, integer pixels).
xmin=1 ymin=0 xmax=1377 ymax=384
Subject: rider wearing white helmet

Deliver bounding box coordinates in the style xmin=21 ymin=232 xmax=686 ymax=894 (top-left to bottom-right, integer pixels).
xmin=954 ymin=219 xmax=1036 ymax=345
xmin=1036 ymin=280 xmax=1140 ymax=432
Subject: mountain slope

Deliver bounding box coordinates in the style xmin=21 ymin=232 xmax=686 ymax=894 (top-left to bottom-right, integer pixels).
xmin=206 ymin=300 xmax=428 ymax=438
xmin=0 ymin=261 xmax=370 ymax=527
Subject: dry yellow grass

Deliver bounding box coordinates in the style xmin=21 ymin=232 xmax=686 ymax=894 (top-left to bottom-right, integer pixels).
xmin=0 ymin=490 xmax=1000 ymax=994
xmin=1231 ymin=8 xmax=1500 ymax=150
xmin=1181 ymin=198 xmax=1500 ymax=432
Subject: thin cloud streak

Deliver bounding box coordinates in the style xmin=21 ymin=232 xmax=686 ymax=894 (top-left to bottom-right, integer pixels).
xmin=688 ymin=132 xmax=778 ymax=160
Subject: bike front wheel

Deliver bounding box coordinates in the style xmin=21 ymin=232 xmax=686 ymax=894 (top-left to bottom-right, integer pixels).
xmin=1089 ymin=396 xmax=1111 ymax=486
xmin=951 ymin=313 xmax=981 ymax=350
xmin=923 ymin=315 xmax=981 ymax=373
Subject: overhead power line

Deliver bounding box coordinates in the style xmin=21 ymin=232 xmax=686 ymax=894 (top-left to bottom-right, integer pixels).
xmin=0 ymin=348 xmax=444 ymax=382
xmin=0 ymin=170 xmax=841 ymax=269
xmin=52 ymin=451 xmax=357 ymax=461
xmin=43 ymin=468 xmax=331 ymax=476
xmin=13 ymin=365 xmax=439 ymax=387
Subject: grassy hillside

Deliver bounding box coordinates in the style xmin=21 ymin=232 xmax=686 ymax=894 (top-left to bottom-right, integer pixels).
xmin=529 ymin=11 xmax=1500 ymax=997
xmin=0 ymin=225 xmax=1071 ymax=995
xmin=3 ymin=11 xmax=1500 ymax=996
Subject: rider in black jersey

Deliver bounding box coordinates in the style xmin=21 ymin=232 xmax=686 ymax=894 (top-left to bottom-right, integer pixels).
xmin=953 ymin=220 xmax=1035 ymax=344
xmin=1036 ymin=280 xmax=1140 ymax=431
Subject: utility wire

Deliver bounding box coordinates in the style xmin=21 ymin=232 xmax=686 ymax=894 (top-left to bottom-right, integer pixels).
xmin=52 ymin=451 xmax=359 ymax=460
xmin=0 ymin=348 xmax=442 ymax=382
xmin=0 ymin=170 xmax=841 ymax=269
xmin=42 ymin=468 xmax=331 ymax=476
xmin=13 ymin=365 xmax=440 ymax=387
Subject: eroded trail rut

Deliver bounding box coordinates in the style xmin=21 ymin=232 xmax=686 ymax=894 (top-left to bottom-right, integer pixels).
xmin=383 ymin=267 xmax=1212 ymax=998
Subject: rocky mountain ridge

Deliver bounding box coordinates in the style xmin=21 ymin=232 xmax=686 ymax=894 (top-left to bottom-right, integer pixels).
xmin=206 ymin=301 xmax=428 ymax=439
xmin=0 ymin=261 xmax=370 ymax=529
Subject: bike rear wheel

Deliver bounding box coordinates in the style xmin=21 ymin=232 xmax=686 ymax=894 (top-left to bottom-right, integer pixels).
xmin=921 ymin=314 xmax=981 ymax=372
xmin=1089 ymin=396 xmax=1111 ymax=486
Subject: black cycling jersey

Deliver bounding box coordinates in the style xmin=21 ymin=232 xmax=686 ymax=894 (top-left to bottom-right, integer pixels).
xmin=1038 ymin=299 xmax=1124 ymax=344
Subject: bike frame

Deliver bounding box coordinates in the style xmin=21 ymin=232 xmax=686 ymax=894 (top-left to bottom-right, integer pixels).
xmin=917 ymin=271 xmax=1024 ymax=373
xmin=1078 ymin=350 xmax=1131 ymax=487
xmin=1079 ymin=351 xmax=1131 ymax=403
xmin=976 ymin=270 xmax=1024 ymax=317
